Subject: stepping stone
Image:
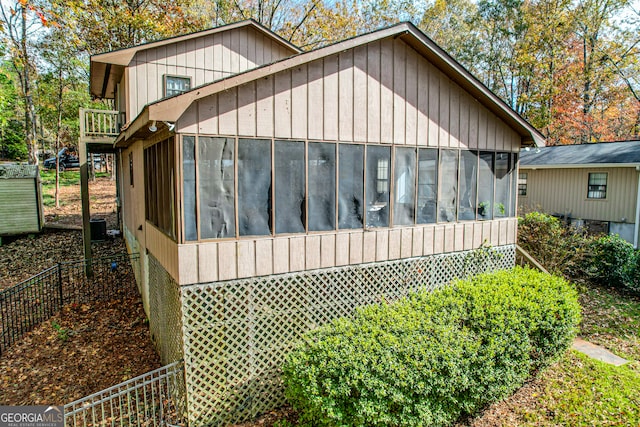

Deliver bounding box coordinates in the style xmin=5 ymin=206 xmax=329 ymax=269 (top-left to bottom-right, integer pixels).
xmin=572 ymin=338 xmax=629 ymax=366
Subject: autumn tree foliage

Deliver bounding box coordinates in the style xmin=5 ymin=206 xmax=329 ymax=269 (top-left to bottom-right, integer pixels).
xmin=421 ymin=0 xmax=639 ymax=145
xmin=0 ymin=0 xmax=638 ymax=159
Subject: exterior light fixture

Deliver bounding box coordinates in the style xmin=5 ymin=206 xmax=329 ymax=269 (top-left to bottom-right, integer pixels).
xmin=148 ymin=120 xmax=158 ymax=132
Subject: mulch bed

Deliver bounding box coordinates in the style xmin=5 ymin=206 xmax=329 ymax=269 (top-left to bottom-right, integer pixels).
xmin=1 ymin=176 xmax=161 ymax=406
xmin=0 ymin=296 xmax=161 ymax=405
xmin=0 ymin=230 xmax=126 ymax=291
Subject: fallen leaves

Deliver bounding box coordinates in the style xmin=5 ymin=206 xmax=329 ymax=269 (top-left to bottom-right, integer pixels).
xmin=0 ymin=296 xmax=161 ymax=405
xmin=0 ymin=175 xmax=161 ymax=407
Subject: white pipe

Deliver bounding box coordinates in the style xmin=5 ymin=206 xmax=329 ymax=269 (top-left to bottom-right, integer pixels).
xmin=634 ymin=168 xmax=640 ymax=249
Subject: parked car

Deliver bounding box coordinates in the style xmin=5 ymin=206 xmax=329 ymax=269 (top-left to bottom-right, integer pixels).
xmin=43 ymin=148 xmax=80 ymax=171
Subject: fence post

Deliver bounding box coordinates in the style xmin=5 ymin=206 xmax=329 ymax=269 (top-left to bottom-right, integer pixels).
xmin=57 ymin=263 xmax=63 ymax=308
xmin=78 ymin=139 xmax=93 ymax=277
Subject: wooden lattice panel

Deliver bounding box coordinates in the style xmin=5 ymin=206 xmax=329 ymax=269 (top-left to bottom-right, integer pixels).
xmin=124 ymin=227 xmax=142 ymax=288
xmin=148 ymin=254 xmax=184 ymax=365
xmin=180 ymin=245 xmax=515 ymax=426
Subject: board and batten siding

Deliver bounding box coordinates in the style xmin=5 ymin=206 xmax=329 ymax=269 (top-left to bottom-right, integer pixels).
xmin=161 ymin=36 xmax=523 ymax=286
xmin=121 ymin=132 xmax=182 ymax=307
xmin=177 ymin=219 xmax=517 ymax=285
xmin=176 ymin=38 xmax=521 ymax=151
xmin=519 ymin=167 xmax=639 ymax=223
xmin=126 ymin=26 xmax=294 ymax=122
xmin=121 ymin=143 xmax=144 ymax=239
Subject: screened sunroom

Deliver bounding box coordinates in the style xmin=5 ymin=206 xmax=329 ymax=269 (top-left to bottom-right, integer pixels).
xmin=169 ymin=137 xmax=520 ymax=243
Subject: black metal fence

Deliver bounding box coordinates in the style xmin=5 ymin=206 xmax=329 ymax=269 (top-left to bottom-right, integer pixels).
xmin=0 ymin=253 xmax=139 ymax=356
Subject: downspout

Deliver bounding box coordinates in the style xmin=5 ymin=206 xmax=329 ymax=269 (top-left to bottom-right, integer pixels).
xmin=634 ymin=166 xmax=640 ymax=249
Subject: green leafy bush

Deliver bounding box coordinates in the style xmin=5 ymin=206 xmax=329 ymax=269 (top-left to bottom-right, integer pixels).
xmin=283 ymin=267 xmax=580 ymax=427
xmin=586 ymin=234 xmax=639 ymax=292
xmin=0 ymin=120 xmax=27 ymax=160
xmin=518 ymin=212 xmax=640 ymax=293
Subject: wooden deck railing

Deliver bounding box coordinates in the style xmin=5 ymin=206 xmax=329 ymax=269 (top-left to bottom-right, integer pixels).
xmin=79 ymin=108 xmax=123 ymax=142
xmin=515 ymin=244 xmax=549 ymax=274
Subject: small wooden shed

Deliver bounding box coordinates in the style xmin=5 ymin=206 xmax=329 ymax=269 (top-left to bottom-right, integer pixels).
xmin=0 ymin=164 xmax=43 ymax=237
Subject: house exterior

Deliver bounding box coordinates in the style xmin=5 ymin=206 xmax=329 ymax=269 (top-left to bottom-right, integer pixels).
xmin=86 ymin=19 xmax=544 ymax=426
xmin=519 ymin=141 xmax=640 ymax=247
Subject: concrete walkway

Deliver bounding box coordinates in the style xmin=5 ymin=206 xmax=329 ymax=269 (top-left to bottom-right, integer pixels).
xmin=572 ymin=338 xmax=629 ymax=366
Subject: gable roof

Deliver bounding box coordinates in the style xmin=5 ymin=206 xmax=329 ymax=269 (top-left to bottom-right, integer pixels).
xmin=90 ymin=19 xmax=302 ymax=99
xmin=117 ymin=21 xmax=545 ymax=148
xmin=520 ymin=140 xmax=640 ymax=169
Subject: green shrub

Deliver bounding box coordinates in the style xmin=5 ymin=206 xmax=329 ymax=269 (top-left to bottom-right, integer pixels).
xmin=0 ymin=120 xmax=27 ymax=160
xmin=518 ymin=212 xmax=640 ymax=293
xmin=282 ymin=267 xmax=580 ymax=427
xmin=586 ymin=234 xmax=639 ymax=292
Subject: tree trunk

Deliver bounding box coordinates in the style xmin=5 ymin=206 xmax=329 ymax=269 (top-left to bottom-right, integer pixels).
xmin=21 ymin=6 xmax=38 ymax=165
xmin=54 ymin=67 xmax=64 ymax=208
xmin=55 ymin=151 xmax=60 ymax=207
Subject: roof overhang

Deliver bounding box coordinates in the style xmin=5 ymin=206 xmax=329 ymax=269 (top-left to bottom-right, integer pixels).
xmin=90 ymin=19 xmax=302 ymax=100
xmin=520 ymin=163 xmax=640 ymax=170
xmin=117 ymin=22 xmax=546 ymax=148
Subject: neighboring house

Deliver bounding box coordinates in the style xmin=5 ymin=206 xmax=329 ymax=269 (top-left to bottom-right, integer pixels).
xmin=84 ymin=19 xmax=544 ymax=426
xmin=519 ymin=140 xmax=640 ymax=247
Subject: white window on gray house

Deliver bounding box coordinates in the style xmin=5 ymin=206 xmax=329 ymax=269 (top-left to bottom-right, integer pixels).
xmin=587 ymin=172 xmax=607 ymax=199
xmin=518 ymin=172 xmax=528 ymax=196
xmin=275 ymin=140 xmax=305 ymax=234
xmin=417 ymin=148 xmax=438 ymax=224
xmin=393 ymin=147 xmax=416 ymax=226
xmin=308 ymin=142 xmax=336 ymax=231
xmin=199 ymin=137 xmax=235 ymax=239
xmin=477 ymin=151 xmax=494 ymax=220
xmin=338 ymin=144 xmax=364 ymax=229
xmin=164 ymin=75 xmax=191 ymax=97
xmin=238 ymin=139 xmax=272 ymax=236
xmin=365 ymin=145 xmax=391 ymax=228
xmin=458 ymin=150 xmax=478 ymax=221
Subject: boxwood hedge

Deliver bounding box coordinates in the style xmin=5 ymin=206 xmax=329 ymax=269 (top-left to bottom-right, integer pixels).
xmin=282 ymin=266 xmax=580 ymax=427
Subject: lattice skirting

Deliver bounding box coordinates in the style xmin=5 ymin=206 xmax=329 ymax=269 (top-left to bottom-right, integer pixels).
xmin=148 ymin=253 xmax=184 ymax=365
xmin=123 ymin=226 xmax=142 ymax=287
xmin=179 ymin=245 xmax=515 ymax=426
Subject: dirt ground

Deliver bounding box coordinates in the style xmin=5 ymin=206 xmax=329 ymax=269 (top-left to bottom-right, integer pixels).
xmin=1 ymin=177 xmax=161 ymax=405
xmin=43 ymin=175 xmax=119 ymax=230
